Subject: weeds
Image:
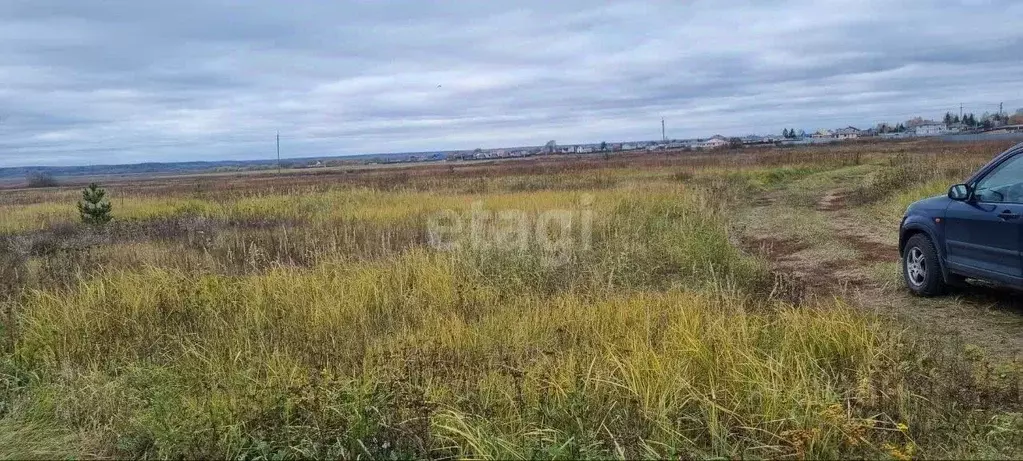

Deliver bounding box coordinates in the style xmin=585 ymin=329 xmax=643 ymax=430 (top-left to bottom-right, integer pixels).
xmin=0 ymin=139 xmax=1021 ymax=458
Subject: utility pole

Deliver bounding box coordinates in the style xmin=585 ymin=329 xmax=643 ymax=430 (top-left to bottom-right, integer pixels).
xmin=960 ymin=103 xmax=963 ymax=121
xmin=1000 ymin=102 xmax=1004 ymax=117
xmin=661 ymin=118 xmax=666 ymax=142
xmin=276 ymin=131 xmax=281 ymax=175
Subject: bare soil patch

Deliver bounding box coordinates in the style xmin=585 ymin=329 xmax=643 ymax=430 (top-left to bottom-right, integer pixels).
xmin=815 ymin=189 xmax=849 ymax=212
xmin=841 ymin=233 xmax=897 ymax=264
xmin=741 ymin=235 xmax=809 ymax=262
xmin=743 ymin=187 xmax=1023 ymax=362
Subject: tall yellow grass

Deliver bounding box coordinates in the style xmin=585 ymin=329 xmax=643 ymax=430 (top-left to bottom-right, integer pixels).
xmin=2 ymin=142 xmax=1021 ymax=458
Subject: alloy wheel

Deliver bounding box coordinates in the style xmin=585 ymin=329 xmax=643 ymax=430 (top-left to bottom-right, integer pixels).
xmin=906 ymin=247 xmax=927 ymax=287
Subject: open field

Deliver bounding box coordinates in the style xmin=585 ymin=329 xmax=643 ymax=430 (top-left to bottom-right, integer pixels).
xmin=2 ymin=139 xmax=1023 ymax=459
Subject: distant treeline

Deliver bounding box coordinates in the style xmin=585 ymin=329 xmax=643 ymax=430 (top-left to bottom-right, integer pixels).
xmin=0 ymin=160 xmax=277 ymax=181
xmin=0 ymin=152 xmax=445 ymax=181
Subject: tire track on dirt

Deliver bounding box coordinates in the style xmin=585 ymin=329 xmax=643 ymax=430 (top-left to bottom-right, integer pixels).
xmin=815 ymin=189 xmax=849 ymax=212
xmin=743 ymin=186 xmax=1023 ymax=361
xmin=740 ymin=187 xmax=895 ymax=299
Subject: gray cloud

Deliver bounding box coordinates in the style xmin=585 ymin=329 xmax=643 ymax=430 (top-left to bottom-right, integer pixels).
xmin=1 ymin=0 xmax=1022 ymax=166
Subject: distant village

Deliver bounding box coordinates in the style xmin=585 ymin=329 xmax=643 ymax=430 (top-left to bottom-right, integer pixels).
xmin=285 ymin=109 xmax=1023 ymax=167
xmin=427 ymin=108 xmax=1023 ymax=162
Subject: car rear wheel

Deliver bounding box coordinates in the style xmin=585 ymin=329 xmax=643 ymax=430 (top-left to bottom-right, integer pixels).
xmin=903 ymin=234 xmax=946 ymax=296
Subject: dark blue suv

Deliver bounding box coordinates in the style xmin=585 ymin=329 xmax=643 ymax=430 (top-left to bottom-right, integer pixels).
xmin=901 ymin=141 xmax=1023 ymax=296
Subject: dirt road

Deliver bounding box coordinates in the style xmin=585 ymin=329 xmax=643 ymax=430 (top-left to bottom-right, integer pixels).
xmin=739 ymin=170 xmax=1023 ymax=362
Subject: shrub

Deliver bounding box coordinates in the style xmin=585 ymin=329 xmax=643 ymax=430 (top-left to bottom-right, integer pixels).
xmin=25 ymin=172 xmax=59 ymax=188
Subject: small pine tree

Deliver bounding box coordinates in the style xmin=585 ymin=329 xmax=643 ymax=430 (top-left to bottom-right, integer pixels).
xmin=78 ymin=183 xmax=112 ymax=225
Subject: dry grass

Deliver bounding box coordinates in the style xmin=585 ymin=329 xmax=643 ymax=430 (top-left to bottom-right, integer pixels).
xmin=1 ymin=139 xmax=1022 ymax=459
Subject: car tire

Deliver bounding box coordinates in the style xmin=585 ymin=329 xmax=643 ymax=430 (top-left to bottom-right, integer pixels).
xmin=903 ymin=234 xmax=946 ymax=296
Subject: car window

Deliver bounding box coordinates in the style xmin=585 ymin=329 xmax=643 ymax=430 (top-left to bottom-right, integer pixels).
xmin=974 ymin=154 xmax=1023 ymax=203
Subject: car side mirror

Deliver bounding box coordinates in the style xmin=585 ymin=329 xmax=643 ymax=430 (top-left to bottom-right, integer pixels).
xmin=948 ymin=184 xmax=970 ymax=201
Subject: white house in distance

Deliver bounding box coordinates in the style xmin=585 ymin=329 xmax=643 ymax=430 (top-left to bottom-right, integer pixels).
xmin=912 ymin=122 xmax=949 ymax=136
xmin=698 ymin=135 xmax=729 ymax=149
xmin=834 ymin=127 xmax=861 ymax=139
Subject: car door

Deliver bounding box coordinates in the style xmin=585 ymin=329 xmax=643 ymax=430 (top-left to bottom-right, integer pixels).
xmin=945 ymin=152 xmax=1023 ymax=278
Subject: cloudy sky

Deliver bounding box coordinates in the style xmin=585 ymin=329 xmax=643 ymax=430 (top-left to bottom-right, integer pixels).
xmin=1 ymin=0 xmax=1022 ymax=166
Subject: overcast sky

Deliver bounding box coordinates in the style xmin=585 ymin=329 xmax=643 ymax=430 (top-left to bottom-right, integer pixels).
xmin=1 ymin=0 xmax=1022 ymax=167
